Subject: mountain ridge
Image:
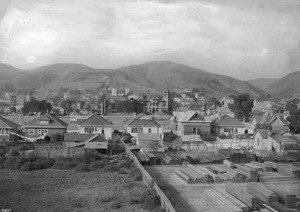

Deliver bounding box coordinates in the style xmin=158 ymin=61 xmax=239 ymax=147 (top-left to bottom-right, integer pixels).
xmin=0 ymin=61 xmax=266 ymax=99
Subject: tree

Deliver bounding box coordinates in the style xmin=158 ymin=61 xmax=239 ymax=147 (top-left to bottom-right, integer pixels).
xmin=209 ymin=97 xmax=221 ymax=107
xmin=191 ymin=87 xmax=200 ymax=93
xmin=285 ymin=101 xmax=298 ymax=113
xmin=287 ymin=110 xmax=300 ymax=133
xmin=60 ymin=99 xmax=75 ymax=115
xmin=23 ymin=98 xmax=52 ymax=115
xmin=229 ymin=93 xmax=253 ymax=121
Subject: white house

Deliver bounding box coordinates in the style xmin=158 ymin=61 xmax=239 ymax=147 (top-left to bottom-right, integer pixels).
xmin=172 ymin=110 xmax=211 ymax=141
xmin=253 ymin=129 xmax=299 ymax=157
xmin=124 ymin=114 xmax=163 ymax=137
xmin=78 ymin=114 xmax=113 ymax=139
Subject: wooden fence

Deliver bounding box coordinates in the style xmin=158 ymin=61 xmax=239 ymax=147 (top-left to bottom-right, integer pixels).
xmin=122 ymin=139 xmax=176 ymax=212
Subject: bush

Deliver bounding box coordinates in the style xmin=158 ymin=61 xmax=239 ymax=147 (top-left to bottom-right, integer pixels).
xmin=74 ymin=164 xmax=90 ymax=172
xmin=20 ymin=162 xmax=41 ymax=171
xmin=10 ymin=149 xmax=20 ymax=156
xmin=52 ymin=161 xmax=78 ymax=170
xmin=72 ymin=156 xmax=84 ymax=164
xmin=89 ymin=160 xmax=108 ymax=169
xmin=142 ymin=190 xmax=161 ymax=210
xmin=133 ymin=172 xmax=142 ymax=181
xmin=4 ymin=156 xmax=18 ymax=170
xmin=117 ymin=160 xmax=132 ymax=169
xmin=55 ymin=157 xmax=73 ymax=162
xmin=83 ymin=152 xmax=97 ymax=164
xmin=117 ymin=168 xmax=128 ymax=175
xmin=36 ymin=158 xmax=55 ymax=169
xmin=15 ymin=157 xmax=29 ymax=169
xmin=103 ymin=164 xmax=119 ymax=172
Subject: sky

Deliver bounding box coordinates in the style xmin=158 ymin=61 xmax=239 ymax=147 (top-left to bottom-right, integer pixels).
xmin=0 ymin=0 xmax=299 ymax=80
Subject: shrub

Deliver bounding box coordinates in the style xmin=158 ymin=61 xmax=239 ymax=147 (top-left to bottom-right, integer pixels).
xmin=74 ymin=164 xmax=90 ymax=172
xmin=63 ymin=162 xmax=78 ymax=169
xmin=128 ymin=168 xmax=140 ymax=178
xmin=133 ymin=172 xmax=142 ymax=181
xmin=83 ymin=152 xmax=101 ymax=164
xmin=10 ymin=149 xmax=20 ymax=156
xmin=103 ymin=164 xmax=119 ymax=172
xmin=15 ymin=157 xmax=29 ymax=169
xmin=4 ymin=156 xmax=18 ymax=170
xmin=117 ymin=168 xmax=128 ymax=175
xmin=89 ymin=160 xmax=108 ymax=169
xmin=55 ymin=157 xmax=73 ymax=162
xmin=36 ymin=158 xmax=55 ymax=169
xmin=117 ymin=160 xmax=132 ymax=169
xmin=20 ymin=162 xmax=41 ymax=171
xmin=72 ymin=156 xmax=84 ymax=164
xmin=142 ymin=190 xmax=161 ymax=210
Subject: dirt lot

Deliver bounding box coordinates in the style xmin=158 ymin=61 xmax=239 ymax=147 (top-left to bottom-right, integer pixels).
xmin=0 ymin=168 xmax=151 ymax=212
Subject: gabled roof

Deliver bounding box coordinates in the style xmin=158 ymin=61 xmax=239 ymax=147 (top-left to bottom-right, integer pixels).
xmin=254 ymin=129 xmax=269 ymax=139
xmin=216 ymin=107 xmax=234 ymax=115
xmin=24 ymin=113 xmax=67 ymax=128
xmin=64 ymin=133 xmax=106 ymax=142
xmin=176 ymin=110 xmax=210 ymax=122
xmin=270 ymin=135 xmax=298 ymax=144
xmin=212 ymin=115 xmax=244 ymax=127
xmin=79 ymin=114 xmax=112 ymax=126
xmin=0 ymin=116 xmax=20 ymax=128
xmin=125 ymin=114 xmax=150 ymax=125
xmin=128 ymin=119 xmax=160 ymax=128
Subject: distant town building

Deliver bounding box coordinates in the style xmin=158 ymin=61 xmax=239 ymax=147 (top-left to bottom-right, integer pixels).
xmin=111 ymin=88 xmax=117 ymax=97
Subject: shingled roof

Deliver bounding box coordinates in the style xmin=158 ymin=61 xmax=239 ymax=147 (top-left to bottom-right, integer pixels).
xmin=24 ymin=113 xmax=67 ymax=128
xmin=212 ymin=115 xmax=244 ymax=127
xmin=0 ymin=116 xmax=20 ymax=128
xmin=79 ymin=114 xmax=113 ymax=126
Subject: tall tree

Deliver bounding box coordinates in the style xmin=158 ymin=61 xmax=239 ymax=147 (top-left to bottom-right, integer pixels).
xmin=229 ymin=93 xmax=253 ymax=121
xmin=287 ymin=110 xmax=300 ymax=133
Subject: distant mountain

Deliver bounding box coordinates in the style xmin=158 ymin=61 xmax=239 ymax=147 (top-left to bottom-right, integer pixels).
xmin=0 ymin=61 xmax=266 ymax=99
xmin=247 ymin=78 xmax=278 ymax=90
xmin=265 ymin=71 xmax=300 ymax=98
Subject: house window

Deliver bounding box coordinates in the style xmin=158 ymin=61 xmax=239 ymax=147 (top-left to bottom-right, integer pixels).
xmin=175 ymin=124 xmax=178 ymax=131
xmin=38 ymin=129 xmax=48 ymax=135
xmin=102 ymin=128 xmax=104 ymax=134
xmin=29 ymin=129 xmax=34 ymax=135
xmin=148 ymin=128 xmax=151 ymax=133
xmin=257 ymin=138 xmax=260 ymax=146
xmin=95 ymin=127 xmax=98 ymax=132
xmin=132 ymin=128 xmax=142 ymax=133
xmin=224 ymin=128 xmax=228 ymax=132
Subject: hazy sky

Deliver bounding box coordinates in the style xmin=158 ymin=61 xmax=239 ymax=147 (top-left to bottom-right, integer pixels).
xmin=0 ymin=0 xmax=299 ymax=80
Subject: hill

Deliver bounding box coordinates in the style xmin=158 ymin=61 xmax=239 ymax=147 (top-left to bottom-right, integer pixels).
xmin=0 ymin=61 xmax=266 ymax=98
xmin=265 ymin=71 xmax=300 ymax=98
xmin=247 ymin=78 xmax=278 ymax=90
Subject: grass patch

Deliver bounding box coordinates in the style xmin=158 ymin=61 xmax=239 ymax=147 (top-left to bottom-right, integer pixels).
xmin=111 ymin=201 xmax=123 ymax=209
xmin=117 ymin=160 xmax=132 ymax=169
xmin=15 ymin=157 xmax=29 ymax=170
xmin=99 ymin=193 xmax=116 ymax=203
xmin=4 ymin=156 xmax=18 ymax=170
